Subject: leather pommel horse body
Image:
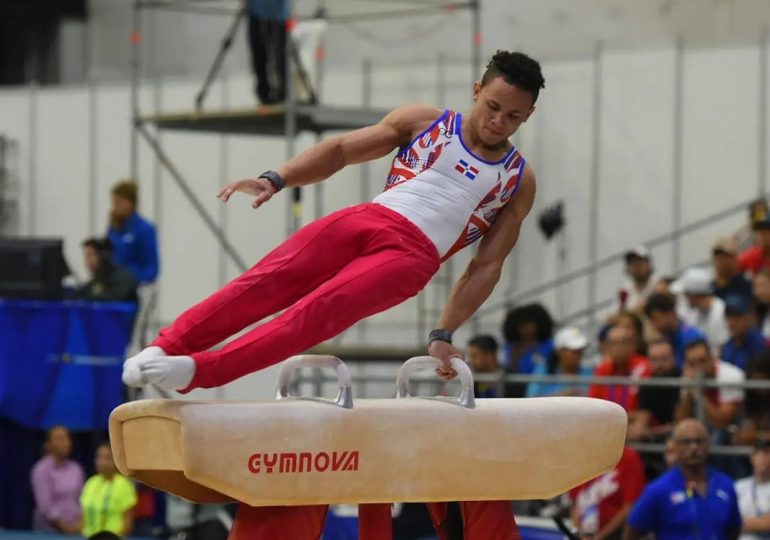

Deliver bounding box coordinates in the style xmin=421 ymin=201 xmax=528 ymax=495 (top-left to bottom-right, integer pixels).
xmin=110 ymin=356 xmax=627 ymax=507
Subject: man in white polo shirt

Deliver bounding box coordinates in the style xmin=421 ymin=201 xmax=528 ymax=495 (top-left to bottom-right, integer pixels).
xmin=735 ymin=437 xmax=770 ymax=540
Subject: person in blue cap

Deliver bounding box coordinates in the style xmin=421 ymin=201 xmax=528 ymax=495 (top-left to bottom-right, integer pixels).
xmin=722 ymin=294 xmax=768 ymax=371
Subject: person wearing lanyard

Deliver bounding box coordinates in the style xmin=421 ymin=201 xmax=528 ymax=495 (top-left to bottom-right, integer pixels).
xmin=735 ymin=437 xmax=770 ymax=539
xmin=80 ymin=443 xmax=137 ymax=538
xmin=623 ymin=418 xmax=742 ymax=540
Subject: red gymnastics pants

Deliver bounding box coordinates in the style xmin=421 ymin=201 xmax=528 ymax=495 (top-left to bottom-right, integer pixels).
xmin=152 ymin=203 xmax=519 ymax=539
xmin=228 ymin=501 xmax=521 ymax=540
xmin=152 ymin=203 xmax=439 ymax=391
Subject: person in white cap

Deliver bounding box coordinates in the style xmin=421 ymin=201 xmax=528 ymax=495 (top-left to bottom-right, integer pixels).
xmin=619 ymin=246 xmax=657 ymax=312
xmin=674 ymin=266 xmax=729 ymax=356
xmin=526 ymin=326 xmax=592 ymax=397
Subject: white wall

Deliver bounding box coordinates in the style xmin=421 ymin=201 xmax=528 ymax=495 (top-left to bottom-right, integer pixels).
xmin=58 ymin=1 xmax=770 ymax=85
xmin=1 ymin=41 xmax=768 ymax=368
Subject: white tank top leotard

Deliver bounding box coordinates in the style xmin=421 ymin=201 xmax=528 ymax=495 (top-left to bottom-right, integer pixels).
xmin=373 ymin=109 xmax=527 ymax=261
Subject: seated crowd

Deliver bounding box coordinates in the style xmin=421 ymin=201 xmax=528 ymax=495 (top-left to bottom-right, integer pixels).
xmin=13 ymin=199 xmax=770 ymax=539
xmin=461 ymin=198 xmax=770 ymax=538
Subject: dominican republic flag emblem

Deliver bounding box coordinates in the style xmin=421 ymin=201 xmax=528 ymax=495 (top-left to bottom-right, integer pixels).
xmin=455 ymin=159 xmax=479 ymax=180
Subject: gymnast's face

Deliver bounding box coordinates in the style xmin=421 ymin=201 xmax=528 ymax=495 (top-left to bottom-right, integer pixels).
xmin=471 ymin=76 xmax=535 ymax=147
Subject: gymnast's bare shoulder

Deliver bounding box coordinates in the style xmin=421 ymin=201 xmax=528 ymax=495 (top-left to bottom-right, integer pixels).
xmin=378 ymin=103 xmax=446 ymax=147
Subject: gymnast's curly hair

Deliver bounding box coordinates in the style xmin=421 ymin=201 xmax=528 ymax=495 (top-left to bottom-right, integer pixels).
xmin=481 ymin=50 xmax=545 ymax=104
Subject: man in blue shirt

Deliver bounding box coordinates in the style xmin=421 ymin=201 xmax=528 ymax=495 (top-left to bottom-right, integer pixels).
xmin=721 ymin=294 xmax=767 ymax=370
xmin=645 ymin=293 xmax=705 ymax=368
xmin=107 ymin=180 xmax=159 ymax=285
xmin=624 ymin=418 xmax=742 ymax=540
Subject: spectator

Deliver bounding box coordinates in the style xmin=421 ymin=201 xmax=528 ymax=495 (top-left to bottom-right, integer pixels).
xmin=619 ymin=246 xmax=657 ymax=312
xmin=502 ymin=303 xmax=555 ymax=397
xmin=246 ymin=0 xmax=287 ymax=105
xmin=713 ymin=238 xmax=753 ymax=301
xmin=734 ymin=198 xmax=769 ymax=252
xmin=589 ymin=325 xmax=651 ymax=413
xmin=674 ymin=266 xmax=730 ymax=355
xmin=645 ymin=293 xmax=705 ymax=368
xmin=740 ymin=216 xmax=770 ymax=277
xmin=30 ymin=426 xmax=84 ymax=534
xmin=88 ymin=533 xmax=122 ymax=540
xmin=131 ymin=485 xmax=164 ymax=537
xmin=674 ymin=338 xmax=744 ymax=431
xmin=624 ymin=418 xmax=742 ymax=540
xmin=653 ymin=276 xmax=676 ymax=297
xmin=663 ymin=436 xmax=678 ymax=469
xmin=526 ymin=326 xmax=592 ymax=398
xmin=596 ymin=324 xmax=613 ymax=363
xmin=753 ymin=269 xmax=770 ymax=338
xmin=107 ymin=180 xmax=159 ymax=285
xmin=722 ymin=294 xmax=767 ymax=371
xmin=466 ymin=335 xmax=499 ymax=398
xmin=615 ymin=311 xmax=647 ymax=356
xmin=733 ymin=350 xmax=770 ymax=446
xmin=735 ymin=437 xmax=770 ymax=540
xmin=643 ymin=435 xmax=679 ymax=483
xmin=628 ymin=339 xmax=680 ymax=442
xmin=163 ymin=496 xmax=232 ymax=540
xmin=571 ymin=445 xmax=645 ymax=540
xmin=76 ymin=238 xmax=138 ymax=302
xmin=80 ymin=443 xmax=137 ymax=538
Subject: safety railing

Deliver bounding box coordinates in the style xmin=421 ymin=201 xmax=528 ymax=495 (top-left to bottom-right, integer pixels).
xmin=292 ymin=369 xmax=770 ymax=458
xmin=471 ymin=192 xmax=762 ymax=333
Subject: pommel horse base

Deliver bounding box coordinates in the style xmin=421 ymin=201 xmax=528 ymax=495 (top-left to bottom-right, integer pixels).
xmin=110 ymin=355 xmax=627 ymax=511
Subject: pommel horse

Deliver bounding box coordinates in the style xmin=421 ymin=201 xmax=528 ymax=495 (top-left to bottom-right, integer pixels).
xmin=110 ymin=356 xmax=627 ymax=538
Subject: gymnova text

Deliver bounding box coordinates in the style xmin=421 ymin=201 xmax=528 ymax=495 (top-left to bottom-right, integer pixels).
xmin=247 ymin=451 xmax=360 ymax=474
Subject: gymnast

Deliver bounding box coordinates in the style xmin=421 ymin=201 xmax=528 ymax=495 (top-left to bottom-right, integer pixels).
xmin=124 ymin=50 xmax=545 ymax=540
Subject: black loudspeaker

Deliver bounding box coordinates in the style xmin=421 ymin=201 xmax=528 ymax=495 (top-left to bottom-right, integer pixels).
xmin=538 ymin=201 xmax=565 ymax=240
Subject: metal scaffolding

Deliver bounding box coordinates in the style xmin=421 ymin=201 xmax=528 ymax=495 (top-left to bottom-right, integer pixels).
xmin=127 ymin=0 xmax=482 ymax=348
xmin=0 ymin=135 xmax=20 ymax=236
xmin=129 ymin=0 xmax=481 ymax=274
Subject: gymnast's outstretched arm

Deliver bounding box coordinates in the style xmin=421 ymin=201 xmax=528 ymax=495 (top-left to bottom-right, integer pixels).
xmin=429 ymin=165 xmax=536 ymax=370
xmin=217 ymin=103 xmax=443 ymax=209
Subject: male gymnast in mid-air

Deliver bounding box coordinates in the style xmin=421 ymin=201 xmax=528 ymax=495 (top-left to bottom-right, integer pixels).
xmin=124 ymin=50 xmax=545 ymax=540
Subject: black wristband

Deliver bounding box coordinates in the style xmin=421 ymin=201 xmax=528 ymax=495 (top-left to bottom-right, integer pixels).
xmin=258 ymin=170 xmax=285 ymax=192
xmin=428 ymin=328 xmax=453 ymax=345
